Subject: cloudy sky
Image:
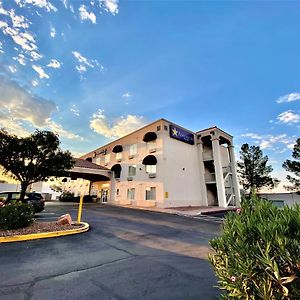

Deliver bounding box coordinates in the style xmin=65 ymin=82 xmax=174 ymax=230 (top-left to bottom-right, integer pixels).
xmin=0 ymin=0 xmax=299 ymax=188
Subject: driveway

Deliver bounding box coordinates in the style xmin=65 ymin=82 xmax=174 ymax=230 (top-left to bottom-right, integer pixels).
xmin=0 ymin=203 xmax=221 ymax=300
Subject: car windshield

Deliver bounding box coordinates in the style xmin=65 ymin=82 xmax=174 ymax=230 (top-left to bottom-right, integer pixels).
xmin=27 ymin=193 xmax=43 ymax=199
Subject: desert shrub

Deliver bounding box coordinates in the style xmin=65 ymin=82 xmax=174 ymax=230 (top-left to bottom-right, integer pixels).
xmin=0 ymin=201 xmax=34 ymax=230
xmin=209 ymin=197 xmax=300 ymax=299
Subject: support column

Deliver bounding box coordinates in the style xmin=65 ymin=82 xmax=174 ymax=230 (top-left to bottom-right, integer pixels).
xmin=109 ymin=172 xmax=115 ymax=203
xmin=229 ymin=145 xmax=241 ymax=206
xmin=212 ymin=137 xmax=227 ymax=207
xmin=197 ymin=141 xmax=208 ymax=206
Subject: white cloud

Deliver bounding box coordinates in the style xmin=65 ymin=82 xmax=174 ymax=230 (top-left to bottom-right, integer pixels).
xmin=13 ymin=54 xmax=26 ymax=65
xmin=45 ymin=119 xmax=83 ymax=140
xmin=277 ymin=93 xmax=300 ymax=103
xmin=79 ymin=5 xmax=96 ymax=24
xmin=30 ymin=51 xmax=43 ymax=60
xmin=32 ymin=65 xmax=49 ymax=79
xmin=242 ymin=131 xmax=296 ymax=151
xmin=0 ymin=75 xmax=56 ymax=128
xmin=70 ymin=104 xmax=80 ymax=116
xmin=277 ymin=110 xmax=300 ymax=124
xmin=75 ymin=64 xmax=87 ymax=73
xmin=72 ymin=51 xmax=101 ymax=74
xmin=50 ymin=25 xmax=56 ymax=37
xmin=15 ymin=0 xmax=57 ymax=12
xmin=122 ymin=92 xmax=131 ymax=98
xmin=0 ymin=3 xmax=43 ymax=61
xmin=32 ymin=79 xmax=38 ymax=86
xmin=8 ymin=65 xmax=17 ymax=73
xmin=90 ymin=110 xmax=146 ymax=138
xmin=101 ymin=0 xmax=119 ymax=15
xmin=241 ymin=133 xmax=263 ymax=139
xmin=0 ymin=76 xmax=83 ymax=140
xmin=47 ymin=59 xmax=61 ymax=69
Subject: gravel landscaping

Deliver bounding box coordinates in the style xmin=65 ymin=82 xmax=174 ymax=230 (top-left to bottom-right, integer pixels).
xmin=0 ymin=221 xmax=83 ymax=237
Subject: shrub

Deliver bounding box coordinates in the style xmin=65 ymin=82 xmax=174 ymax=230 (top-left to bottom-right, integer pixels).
xmin=59 ymin=192 xmax=75 ymax=202
xmin=209 ymin=197 xmax=300 ymax=299
xmin=59 ymin=193 xmax=93 ymax=203
xmin=0 ymin=201 xmax=34 ymax=230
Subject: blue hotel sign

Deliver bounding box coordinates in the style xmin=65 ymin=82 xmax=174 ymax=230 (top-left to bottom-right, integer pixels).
xmin=169 ymin=125 xmax=195 ymax=145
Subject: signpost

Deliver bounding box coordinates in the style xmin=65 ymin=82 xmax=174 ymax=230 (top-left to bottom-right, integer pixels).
xmin=77 ymin=194 xmax=84 ymax=223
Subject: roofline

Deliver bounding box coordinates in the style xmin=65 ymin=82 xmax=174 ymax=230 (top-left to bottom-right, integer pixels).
xmin=196 ymin=126 xmax=233 ymax=138
xmin=82 ymin=118 xmax=231 ymax=158
xmin=81 ymin=118 xmax=165 ymax=158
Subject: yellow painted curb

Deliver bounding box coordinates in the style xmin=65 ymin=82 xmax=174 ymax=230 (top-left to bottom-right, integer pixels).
xmin=0 ymin=222 xmax=89 ymax=243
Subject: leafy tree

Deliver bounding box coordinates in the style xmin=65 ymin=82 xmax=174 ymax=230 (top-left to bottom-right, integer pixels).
xmin=0 ymin=129 xmax=75 ymax=201
xmin=283 ymin=138 xmax=300 ymax=192
xmin=237 ymin=143 xmax=279 ymax=194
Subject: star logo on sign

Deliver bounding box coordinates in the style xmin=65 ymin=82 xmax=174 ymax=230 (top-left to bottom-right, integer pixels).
xmin=172 ymin=128 xmax=178 ymax=136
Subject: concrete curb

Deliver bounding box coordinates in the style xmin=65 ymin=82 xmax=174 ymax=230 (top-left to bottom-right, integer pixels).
xmin=0 ymin=222 xmax=89 ymax=243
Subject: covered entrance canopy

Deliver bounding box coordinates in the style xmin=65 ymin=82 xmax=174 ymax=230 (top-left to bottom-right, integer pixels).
xmin=67 ymin=159 xmax=111 ymax=182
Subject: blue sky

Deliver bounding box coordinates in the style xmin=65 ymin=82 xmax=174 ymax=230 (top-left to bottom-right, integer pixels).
xmin=0 ymin=0 xmax=299 ymax=187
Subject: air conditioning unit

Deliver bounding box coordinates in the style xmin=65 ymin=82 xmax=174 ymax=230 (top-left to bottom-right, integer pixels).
xmin=128 ymin=155 xmax=134 ymax=159
xmin=149 ymin=173 xmax=156 ymax=178
xmin=127 ymin=177 xmax=133 ymax=181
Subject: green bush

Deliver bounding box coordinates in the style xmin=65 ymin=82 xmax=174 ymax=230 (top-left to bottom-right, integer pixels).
xmin=59 ymin=192 xmax=75 ymax=202
xmin=0 ymin=201 xmax=34 ymax=230
xmin=59 ymin=192 xmax=93 ymax=203
xmin=209 ymin=197 xmax=300 ymax=299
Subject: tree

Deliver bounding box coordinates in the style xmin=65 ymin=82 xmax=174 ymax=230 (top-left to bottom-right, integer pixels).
xmin=0 ymin=129 xmax=75 ymax=201
xmin=283 ymin=138 xmax=300 ymax=192
xmin=237 ymin=143 xmax=279 ymax=194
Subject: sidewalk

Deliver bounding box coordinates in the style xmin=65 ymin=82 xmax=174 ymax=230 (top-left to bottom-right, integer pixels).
xmin=114 ymin=203 xmax=237 ymax=217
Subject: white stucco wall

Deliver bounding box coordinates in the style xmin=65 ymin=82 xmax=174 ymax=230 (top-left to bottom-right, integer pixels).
xmin=162 ymin=121 xmax=203 ymax=208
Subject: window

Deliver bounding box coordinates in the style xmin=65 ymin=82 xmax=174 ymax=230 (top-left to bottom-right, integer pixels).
xmin=127 ymin=188 xmax=135 ymax=200
xmin=146 ymin=187 xmax=156 ymax=200
xmin=146 ymin=165 xmax=156 ymax=174
xmin=11 ymin=193 xmax=21 ymax=200
xmin=116 ymin=152 xmax=122 ymax=160
xmin=271 ymin=200 xmax=285 ymax=208
xmin=116 ymin=189 xmax=120 ymax=196
xmin=0 ymin=193 xmax=8 ymax=203
xmin=164 ymin=125 xmax=168 ymax=131
xmin=128 ymin=165 xmax=136 ymax=176
xmin=95 ymin=157 xmax=101 ymax=165
xmin=157 ymin=125 xmax=161 ymax=131
xmin=105 ymin=153 xmax=110 ymax=164
xmin=129 ymin=144 xmax=137 ymax=156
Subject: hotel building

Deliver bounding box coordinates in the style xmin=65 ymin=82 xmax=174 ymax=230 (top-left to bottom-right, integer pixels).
xmin=65 ymin=119 xmax=240 ymax=208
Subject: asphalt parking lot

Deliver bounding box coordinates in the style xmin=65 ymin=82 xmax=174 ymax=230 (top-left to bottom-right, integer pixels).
xmin=0 ymin=203 xmax=221 ymax=300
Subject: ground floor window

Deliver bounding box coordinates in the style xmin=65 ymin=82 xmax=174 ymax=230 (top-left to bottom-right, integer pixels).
xmin=127 ymin=188 xmax=135 ymax=200
xmin=146 ymin=165 xmax=156 ymax=174
xmin=145 ymin=187 xmax=156 ymax=200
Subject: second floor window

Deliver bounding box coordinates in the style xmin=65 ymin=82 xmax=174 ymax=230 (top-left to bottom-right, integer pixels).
xmin=116 ymin=152 xmax=122 ymax=160
xmin=146 ymin=165 xmax=156 ymax=174
xmin=105 ymin=154 xmax=110 ymax=164
xmin=129 ymin=144 xmax=137 ymax=156
xmin=128 ymin=165 xmax=136 ymax=176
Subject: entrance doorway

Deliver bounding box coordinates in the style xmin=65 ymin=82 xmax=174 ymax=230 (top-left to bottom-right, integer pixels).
xmin=100 ymin=189 xmax=109 ymax=203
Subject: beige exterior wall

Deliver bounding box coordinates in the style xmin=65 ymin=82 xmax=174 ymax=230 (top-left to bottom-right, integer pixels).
xmin=68 ymin=118 xmax=241 ymax=208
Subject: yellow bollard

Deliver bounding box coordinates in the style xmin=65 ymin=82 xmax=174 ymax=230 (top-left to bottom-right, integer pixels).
xmin=77 ymin=195 xmax=84 ymax=223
